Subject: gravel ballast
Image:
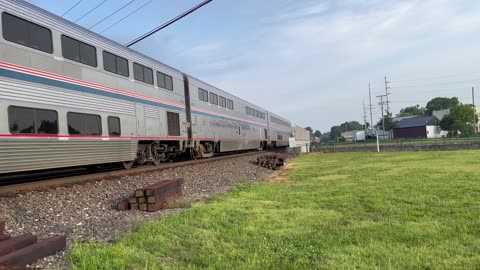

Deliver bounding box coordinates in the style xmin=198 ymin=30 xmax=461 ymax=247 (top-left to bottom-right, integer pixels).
xmin=0 ymin=154 xmax=279 ymax=269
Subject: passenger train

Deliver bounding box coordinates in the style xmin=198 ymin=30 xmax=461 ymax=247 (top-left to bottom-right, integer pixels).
xmin=0 ymin=0 xmax=292 ymax=174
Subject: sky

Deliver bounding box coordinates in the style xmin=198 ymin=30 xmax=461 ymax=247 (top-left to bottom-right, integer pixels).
xmin=27 ymin=0 xmax=480 ymax=132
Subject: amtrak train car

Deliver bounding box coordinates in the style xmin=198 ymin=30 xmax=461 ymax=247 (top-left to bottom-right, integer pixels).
xmin=0 ymin=0 xmax=291 ymax=174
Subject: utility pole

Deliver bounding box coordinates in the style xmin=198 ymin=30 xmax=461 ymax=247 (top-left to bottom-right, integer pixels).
xmin=363 ymin=100 xmax=368 ymax=131
xmin=384 ymin=76 xmax=390 ymax=112
xmin=377 ymin=94 xmax=387 ymax=137
xmin=369 ymin=83 xmax=373 ymax=129
xmin=473 ymin=87 xmax=477 ymax=133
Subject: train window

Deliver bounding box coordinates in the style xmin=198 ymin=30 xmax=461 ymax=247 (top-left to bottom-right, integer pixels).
xmin=245 ymin=106 xmax=249 ymax=114
xmin=108 ymin=116 xmax=121 ymax=136
xmin=198 ymin=88 xmax=208 ymax=102
xmin=103 ymin=51 xmax=129 ymax=77
xmin=249 ymin=108 xmax=255 ymax=116
xmin=133 ymin=63 xmax=153 ymax=85
xmin=277 ymin=135 xmax=283 ymax=140
xmin=227 ymin=99 xmax=234 ymax=110
xmin=210 ymin=93 xmax=218 ymax=105
xmin=8 ymin=106 xmax=58 ymax=134
xmin=167 ymin=111 xmax=180 ymax=136
xmin=67 ymin=112 xmax=101 ymax=135
xmin=157 ymin=72 xmax=173 ymax=91
xmin=61 ymin=35 xmax=97 ymax=67
xmin=36 ymin=109 xmax=58 ymax=134
xmin=219 ymin=96 xmax=226 ymax=108
xmin=2 ymin=13 xmax=53 ymax=54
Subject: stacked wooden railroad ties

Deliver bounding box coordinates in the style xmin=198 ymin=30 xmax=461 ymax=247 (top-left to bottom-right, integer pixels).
xmin=256 ymin=154 xmax=288 ymax=170
xmin=114 ymin=178 xmax=184 ymax=212
xmin=0 ymin=219 xmax=66 ymax=269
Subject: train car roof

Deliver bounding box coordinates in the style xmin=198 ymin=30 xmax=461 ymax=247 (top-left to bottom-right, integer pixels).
xmin=2 ymin=0 xmax=290 ymax=122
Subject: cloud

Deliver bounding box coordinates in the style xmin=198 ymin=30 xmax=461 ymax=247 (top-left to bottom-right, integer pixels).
xmin=131 ymin=0 xmax=480 ymax=130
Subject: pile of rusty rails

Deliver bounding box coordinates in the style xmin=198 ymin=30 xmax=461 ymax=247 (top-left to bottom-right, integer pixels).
xmin=0 ymin=220 xmax=66 ymax=268
xmin=256 ymin=154 xmax=288 ymax=170
xmin=114 ymin=178 xmax=184 ymax=212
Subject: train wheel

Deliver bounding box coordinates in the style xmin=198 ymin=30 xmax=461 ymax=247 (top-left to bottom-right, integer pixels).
xmin=152 ymin=157 xmax=161 ymax=166
xmin=121 ymin=161 xmax=134 ymax=170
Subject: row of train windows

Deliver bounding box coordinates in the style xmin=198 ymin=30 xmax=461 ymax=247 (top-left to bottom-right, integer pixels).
xmin=1 ymin=12 xmax=174 ymax=91
xmin=198 ymin=88 xmax=234 ymax=110
xmin=8 ymin=106 xmax=121 ymax=136
xmin=270 ymin=116 xmax=289 ymax=127
xmin=245 ymin=106 xmax=265 ymax=120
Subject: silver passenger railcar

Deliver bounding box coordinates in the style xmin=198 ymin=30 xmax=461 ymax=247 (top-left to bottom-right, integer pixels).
xmin=0 ymin=0 xmax=291 ymax=174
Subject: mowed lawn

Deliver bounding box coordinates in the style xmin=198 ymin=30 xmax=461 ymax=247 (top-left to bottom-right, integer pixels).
xmin=69 ymin=151 xmax=480 ymax=269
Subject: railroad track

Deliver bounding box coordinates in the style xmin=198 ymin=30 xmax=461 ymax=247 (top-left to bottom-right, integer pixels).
xmin=0 ymin=151 xmax=266 ymax=196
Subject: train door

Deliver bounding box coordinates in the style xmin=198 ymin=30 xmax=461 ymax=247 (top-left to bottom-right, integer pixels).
xmin=237 ymin=124 xmax=243 ymax=150
xmin=135 ymin=104 xmax=146 ymax=136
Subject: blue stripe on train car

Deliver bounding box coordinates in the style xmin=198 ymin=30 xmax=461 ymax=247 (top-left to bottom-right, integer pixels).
xmin=0 ymin=67 xmax=268 ymax=128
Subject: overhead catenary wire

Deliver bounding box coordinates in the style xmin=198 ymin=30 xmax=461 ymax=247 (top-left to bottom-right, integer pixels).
xmin=125 ymin=0 xmax=213 ymax=47
xmin=99 ymin=0 xmax=152 ymax=34
xmin=88 ymin=0 xmax=136 ymax=30
xmin=390 ymin=78 xmax=480 ymax=87
xmin=74 ymin=0 xmax=109 ymax=23
xmin=62 ymin=0 xmax=84 ymax=17
xmin=390 ymin=71 xmax=480 ymax=83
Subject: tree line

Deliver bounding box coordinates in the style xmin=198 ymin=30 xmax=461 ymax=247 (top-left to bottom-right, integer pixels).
xmin=308 ymin=96 xmax=476 ymax=142
xmin=394 ymin=97 xmax=475 ymax=136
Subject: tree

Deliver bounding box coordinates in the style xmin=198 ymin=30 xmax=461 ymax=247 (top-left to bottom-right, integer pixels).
xmin=320 ymin=132 xmax=331 ymax=143
xmin=377 ymin=111 xmax=395 ymax=131
xmin=305 ymin=126 xmax=313 ymax=133
xmin=313 ymin=130 xmax=321 ymax=137
xmin=440 ymin=104 xmax=475 ymax=136
xmin=426 ymin=97 xmax=459 ymax=115
xmin=330 ymin=126 xmax=342 ymax=141
xmin=397 ymin=105 xmax=426 ymax=117
xmin=339 ymin=121 xmax=363 ymax=132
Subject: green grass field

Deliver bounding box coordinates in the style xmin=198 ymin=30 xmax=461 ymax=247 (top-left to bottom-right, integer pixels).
xmin=69 ymin=151 xmax=480 ymax=269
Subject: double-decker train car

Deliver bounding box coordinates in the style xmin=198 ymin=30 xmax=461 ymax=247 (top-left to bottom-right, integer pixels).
xmin=0 ymin=0 xmax=292 ymax=174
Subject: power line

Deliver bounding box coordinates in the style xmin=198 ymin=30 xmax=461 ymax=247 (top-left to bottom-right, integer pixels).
xmin=390 ymin=78 xmax=480 ymax=87
xmin=389 ymin=87 xmax=475 ymax=94
xmin=62 ymin=0 xmax=84 ymax=17
xmin=391 ymin=71 xmax=480 ymax=83
xmin=89 ymin=0 xmax=135 ymax=29
xmin=99 ymin=0 xmax=152 ymax=34
xmin=125 ymin=0 xmax=213 ymax=47
xmin=74 ymin=0 xmax=109 ymax=23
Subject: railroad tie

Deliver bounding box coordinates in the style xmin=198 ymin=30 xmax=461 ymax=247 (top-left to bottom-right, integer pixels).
xmin=0 ymin=220 xmax=4 ymax=235
xmin=0 ymin=235 xmax=66 ymax=267
xmin=0 ymin=235 xmax=37 ymax=257
xmin=0 ymin=220 xmax=66 ymax=268
xmin=115 ymin=197 xmax=130 ymax=211
xmin=115 ymin=178 xmax=184 ymax=212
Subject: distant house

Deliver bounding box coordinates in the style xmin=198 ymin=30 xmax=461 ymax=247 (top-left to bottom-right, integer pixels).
xmin=433 ymin=107 xmax=480 ymax=133
xmin=290 ymin=126 xmax=311 ymax=153
xmin=432 ymin=109 xmax=450 ymax=121
xmin=392 ymin=115 xmax=416 ymax=122
xmin=393 ymin=116 xmax=445 ymax=139
xmin=340 ymin=130 xmax=366 ymax=142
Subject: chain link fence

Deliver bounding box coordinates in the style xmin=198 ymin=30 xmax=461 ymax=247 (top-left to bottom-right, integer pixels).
xmin=311 ymin=136 xmax=480 ymax=152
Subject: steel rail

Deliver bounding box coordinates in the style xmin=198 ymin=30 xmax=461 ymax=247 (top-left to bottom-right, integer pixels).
xmin=0 ymin=151 xmax=264 ymax=196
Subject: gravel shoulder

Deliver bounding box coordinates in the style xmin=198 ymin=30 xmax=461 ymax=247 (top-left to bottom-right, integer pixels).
xmin=0 ymin=153 xmax=279 ymax=269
